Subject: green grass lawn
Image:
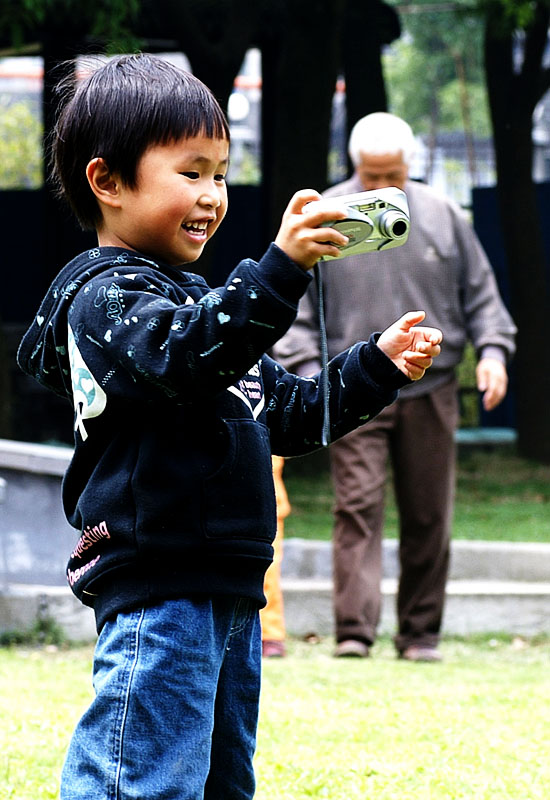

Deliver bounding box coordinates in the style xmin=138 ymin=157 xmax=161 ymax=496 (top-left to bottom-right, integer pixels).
xmin=256 ymin=635 xmax=550 ymax=800
xmin=1 ymin=635 xmax=549 ymax=799
xmin=283 ymin=446 xmax=550 ymax=542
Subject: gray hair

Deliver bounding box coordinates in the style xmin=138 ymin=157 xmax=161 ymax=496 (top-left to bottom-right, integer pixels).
xmin=348 ymin=112 xmax=417 ymax=167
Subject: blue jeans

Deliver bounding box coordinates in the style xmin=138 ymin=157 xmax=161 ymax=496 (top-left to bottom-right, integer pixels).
xmin=61 ymin=596 xmax=262 ymax=800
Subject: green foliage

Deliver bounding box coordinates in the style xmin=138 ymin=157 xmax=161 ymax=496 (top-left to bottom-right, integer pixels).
xmin=0 ymin=0 xmax=36 ymax=50
xmin=0 ymin=97 xmax=42 ymax=189
xmin=0 ymin=0 xmax=143 ymax=52
xmin=478 ymin=0 xmax=549 ymax=32
xmin=0 ymin=617 xmax=66 ymax=647
xmin=384 ymin=1 xmax=491 ymax=137
xmin=456 ymin=341 xmax=478 ymax=426
xmin=383 ymin=39 xmax=436 ymax=135
xmin=228 ymin=149 xmax=261 ymax=185
xmin=439 ymin=80 xmax=492 ymax=137
xmin=86 ymin=0 xmax=143 ymax=52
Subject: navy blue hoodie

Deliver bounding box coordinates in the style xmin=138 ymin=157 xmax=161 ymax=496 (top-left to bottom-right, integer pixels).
xmin=17 ymin=243 xmax=409 ymax=631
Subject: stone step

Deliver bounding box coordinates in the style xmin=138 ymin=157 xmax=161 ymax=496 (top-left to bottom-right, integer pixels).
xmin=2 ymin=440 xmax=548 ymax=641
xmin=282 ymin=577 xmax=550 ymax=638
xmin=3 ymin=573 xmax=548 ymax=643
xmin=3 ymin=576 xmax=550 ymax=644
xmin=0 ymin=584 xmax=97 ymax=642
xmin=280 ymin=537 xmax=550 ymax=638
xmin=2 ymin=527 xmax=549 ymax=642
xmin=282 ymin=538 xmax=550 ymax=583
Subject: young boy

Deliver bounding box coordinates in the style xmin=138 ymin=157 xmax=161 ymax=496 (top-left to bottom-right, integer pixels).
xmin=17 ymin=54 xmax=442 ymax=799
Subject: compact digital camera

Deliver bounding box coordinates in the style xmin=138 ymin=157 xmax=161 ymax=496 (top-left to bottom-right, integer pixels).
xmin=305 ymin=187 xmax=410 ymax=260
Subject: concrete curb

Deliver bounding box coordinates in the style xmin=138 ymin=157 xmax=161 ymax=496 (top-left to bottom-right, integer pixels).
xmin=281 ymin=537 xmax=550 ymax=582
xmin=281 ymin=538 xmax=550 ymax=638
xmin=0 ymin=584 xmax=96 ymax=642
xmin=1 ymin=440 xmax=549 ymax=642
xmin=282 ymin=577 xmax=550 ymax=638
xmin=2 ymin=539 xmax=549 ymax=642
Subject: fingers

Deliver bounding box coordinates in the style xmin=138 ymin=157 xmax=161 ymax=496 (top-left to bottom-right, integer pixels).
xmin=480 ymin=379 xmax=506 ymax=411
xmin=482 ymin=390 xmax=498 ymax=412
xmin=285 ymin=189 xmax=324 ymax=215
xmin=410 ymin=321 xmax=443 ymax=350
xmin=426 ymin=329 xmax=443 ymax=347
xmin=406 ymin=362 xmax=431 ymax=381
xmin=302 ymin=197 xmax=348 ymax=228
xmin=414 ymin=338 xmax=442 ymax=357
xmin=396 ymin=313 xmax=444 ymax=348
xmin=312 ymin=226 xmax=349 ymax=249
xmin=405 ymin=349 xmax=434 ymax=370
xmin=402 ymin=348 xmax=440 ymax=381
xmin=408 ymin=331 xmax=442 ymax=376
xmin=397 ymin=310 xmax=426 ymax=331
xmin=275 ymin=190 xmax=352 ymax=268
xmin=476 ymin=358 xmax=507 ymax=411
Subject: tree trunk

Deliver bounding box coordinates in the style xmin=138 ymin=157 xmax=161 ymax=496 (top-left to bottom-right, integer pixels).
xmin=260 ymin=0 xmax=345 ymax=242
xmin=153 ymin=0 xmax=259 ymax=111
xmin=484 ymin=8 xmax=550 ymax=463
xmin=42 ymin=35 xmax=89 ymax=286
xmin=453 ymin=50 xmax=477 ymax=186
xmin=343 ymin=0 xmax=390 ymax=136
xmin=342 ymin=0 xmax=399 ymax=176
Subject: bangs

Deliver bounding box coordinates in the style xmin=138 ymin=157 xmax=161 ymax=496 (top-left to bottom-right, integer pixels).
xmin=82 ymin=56 xmax=230 ymax=183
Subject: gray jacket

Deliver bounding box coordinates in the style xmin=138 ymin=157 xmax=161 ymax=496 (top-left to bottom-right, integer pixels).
xmin=273 ymin=176 xmax=517 ymax=397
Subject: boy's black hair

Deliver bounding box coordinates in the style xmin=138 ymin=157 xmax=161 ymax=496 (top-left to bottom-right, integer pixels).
xmin=52 ymin=53 xmax=230 ymax=230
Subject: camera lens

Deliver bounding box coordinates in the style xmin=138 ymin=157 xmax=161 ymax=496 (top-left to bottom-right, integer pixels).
xmin=379 ymin=210 xmax=409 ymax=239
xmin=391 ymin=219 xmax=408 ymax=237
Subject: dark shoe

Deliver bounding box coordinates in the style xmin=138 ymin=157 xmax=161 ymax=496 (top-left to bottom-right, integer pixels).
xmin=262 ymin=640 xmax=285 ymax=658
xmin=400 ymin=645 xmax=442 ymax=663
xmin=333 ymin=639 xmax=370 ymax=658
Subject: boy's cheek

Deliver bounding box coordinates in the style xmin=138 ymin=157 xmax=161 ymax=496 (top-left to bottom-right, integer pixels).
xmin=214 ymin=205 xmax=228 ymax=232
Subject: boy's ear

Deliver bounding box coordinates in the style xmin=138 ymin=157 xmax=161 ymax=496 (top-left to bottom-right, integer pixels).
xmin=86 ymin=158 xmax=122 ymax=208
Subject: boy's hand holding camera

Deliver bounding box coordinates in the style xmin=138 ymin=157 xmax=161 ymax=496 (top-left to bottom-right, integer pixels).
xmin=275 ymin=189 xmax=350 ymax=269
xmin=275 ymin=190 xmax=443 ymax=383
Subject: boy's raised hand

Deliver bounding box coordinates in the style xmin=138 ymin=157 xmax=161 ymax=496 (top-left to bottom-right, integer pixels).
xmin=377 ymin=311 xmax=443 ymax=381
xmin=274 ymin=190 xmax=349 ymax=269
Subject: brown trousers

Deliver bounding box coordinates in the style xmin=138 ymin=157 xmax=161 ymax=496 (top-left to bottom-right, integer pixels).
xmin=330 ymin=379 xmax=459 ymax=652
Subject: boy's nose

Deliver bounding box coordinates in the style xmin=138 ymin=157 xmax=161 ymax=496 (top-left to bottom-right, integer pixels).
xmin=199 ymin=185 xmax=222 ymax=208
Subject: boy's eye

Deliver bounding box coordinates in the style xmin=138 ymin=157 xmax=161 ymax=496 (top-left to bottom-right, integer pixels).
xmin=182 ymin=172 xmax=200 ymax=179
xmin=215 ymin=174 xmax=226 ymax=182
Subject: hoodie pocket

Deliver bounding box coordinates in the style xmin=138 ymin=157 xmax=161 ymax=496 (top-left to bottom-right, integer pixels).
xmin=203 ymin=419 xmax=276 ymax=542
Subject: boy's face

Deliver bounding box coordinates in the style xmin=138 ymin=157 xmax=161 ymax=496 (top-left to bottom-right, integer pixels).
xmin=99 ymin=135 xmax=229 ymax=266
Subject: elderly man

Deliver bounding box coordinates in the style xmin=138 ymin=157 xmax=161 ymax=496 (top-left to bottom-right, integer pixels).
xmin=274 ymin=112 xmax=516 ymax=662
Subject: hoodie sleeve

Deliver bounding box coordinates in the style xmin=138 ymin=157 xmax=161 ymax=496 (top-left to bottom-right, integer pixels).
xmin=66 ymin=244 xmax=311 ymax=403
xmin=264 ymin=336 xmax=411 ymax=456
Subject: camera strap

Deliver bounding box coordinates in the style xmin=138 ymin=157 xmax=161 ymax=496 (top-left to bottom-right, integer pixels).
xmin=314 ymin=262 xmax=331 ymax=447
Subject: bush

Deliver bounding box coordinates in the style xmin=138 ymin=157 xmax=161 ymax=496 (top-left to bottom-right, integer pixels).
xmin=0 ymin=96 xmax=43 ymax=188
xmin=0 ymin=617 xmax=66 ymax=648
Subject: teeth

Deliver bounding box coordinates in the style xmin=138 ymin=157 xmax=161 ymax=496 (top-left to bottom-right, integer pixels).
xmin=183 ymin=221 xmax=208 ymax=231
